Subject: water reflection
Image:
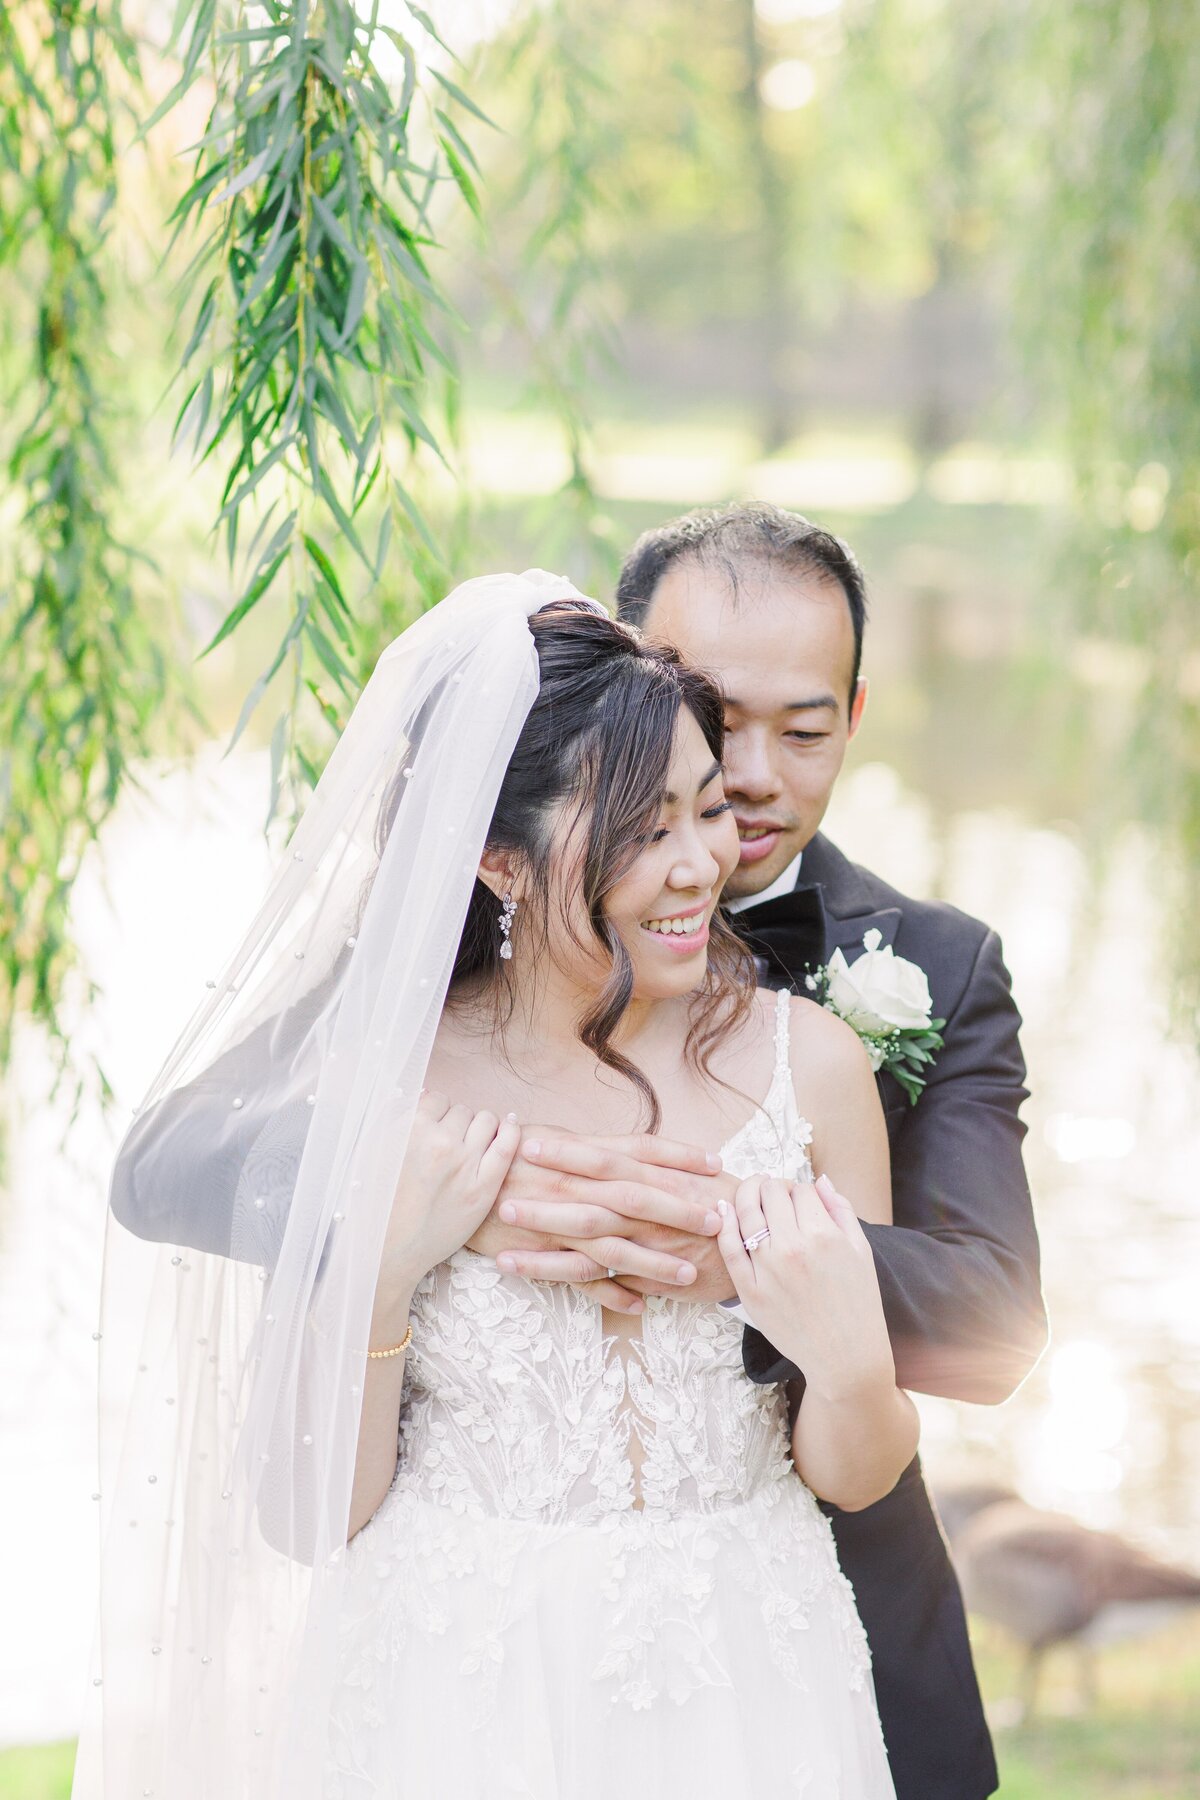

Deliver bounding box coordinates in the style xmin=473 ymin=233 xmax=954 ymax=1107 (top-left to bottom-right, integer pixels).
xmin=1034 ymin=1342 xmax=1129 ymax=1500
xmin=1 ymin=732 xmax=1197 ymax=1742
xmin=826 ymin=764 xmax=1200 ymax=1557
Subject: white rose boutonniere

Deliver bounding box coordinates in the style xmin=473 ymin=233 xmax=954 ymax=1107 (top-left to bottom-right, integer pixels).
xmin=809 ymin=929 xmax=945 ymax=1104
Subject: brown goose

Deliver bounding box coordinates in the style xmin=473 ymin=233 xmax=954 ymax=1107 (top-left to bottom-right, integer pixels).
xmin=936 ymin=1485 xmax=1200 ymax=1717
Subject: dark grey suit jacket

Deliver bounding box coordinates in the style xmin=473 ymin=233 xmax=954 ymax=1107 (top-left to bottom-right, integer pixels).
xmin=733 ymin=831 xmax=1048 ymax=1800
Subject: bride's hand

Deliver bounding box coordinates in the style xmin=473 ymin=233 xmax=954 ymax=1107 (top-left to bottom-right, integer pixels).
xmin=376 ymin=1091 xmax=522 ymax=1306
xmin=717 ymin=1173 xmax=896 ymax=1400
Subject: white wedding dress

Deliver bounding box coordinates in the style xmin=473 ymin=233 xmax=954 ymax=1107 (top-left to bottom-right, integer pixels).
xmin=325 ymin=992 xmax=896 ymax=1799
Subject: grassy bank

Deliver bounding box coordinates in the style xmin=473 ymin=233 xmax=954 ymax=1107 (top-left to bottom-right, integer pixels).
xmin=973 ymin=1615 xmax=1200 ymax=1799
xmin=0 ymin=1742 xmax=73 ymax=1800
xmin=6 ymin=1616 xmax=1198 ymax=1798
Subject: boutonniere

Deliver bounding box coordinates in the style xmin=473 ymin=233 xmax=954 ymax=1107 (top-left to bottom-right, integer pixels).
xmin=807 ymin=929 xmax=945 ymax=1105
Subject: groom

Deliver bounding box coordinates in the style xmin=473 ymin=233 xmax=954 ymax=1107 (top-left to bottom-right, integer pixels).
xmin=481 ymin=503 xmax=1047 ymax=1800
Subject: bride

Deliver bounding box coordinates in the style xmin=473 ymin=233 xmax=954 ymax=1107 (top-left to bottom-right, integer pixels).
xmin=85 ymin=573 xmax=910 ymax=1800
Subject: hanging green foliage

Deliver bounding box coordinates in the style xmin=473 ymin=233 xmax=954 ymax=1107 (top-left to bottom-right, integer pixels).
xmin=0 ymin=4 xmax=168 ymax=1082
xmin=998 ymin=0 xmax=1200 ymax=1030
xmin=154 ymin=0 xmax=489 ymax=812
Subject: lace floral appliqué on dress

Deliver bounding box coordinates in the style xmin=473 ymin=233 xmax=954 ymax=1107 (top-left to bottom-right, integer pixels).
xmin=325 ymin=991 xmax=895 ymax=1799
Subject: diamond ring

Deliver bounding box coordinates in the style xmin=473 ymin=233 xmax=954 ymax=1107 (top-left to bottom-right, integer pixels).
xmin=742 ymin=1228 xmax=770 ymax=1252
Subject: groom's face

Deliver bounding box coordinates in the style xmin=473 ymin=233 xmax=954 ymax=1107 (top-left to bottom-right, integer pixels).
xmin=640 ymin=560 xmax=866 ymax=901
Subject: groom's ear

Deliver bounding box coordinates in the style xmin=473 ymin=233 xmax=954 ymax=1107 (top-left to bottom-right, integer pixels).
xmin=847 ymin=677 xmax=868 ymax=740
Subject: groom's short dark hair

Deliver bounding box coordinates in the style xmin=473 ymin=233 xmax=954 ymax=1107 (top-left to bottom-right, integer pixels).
xmin=615 ymin=502 xmax=868 ymax=705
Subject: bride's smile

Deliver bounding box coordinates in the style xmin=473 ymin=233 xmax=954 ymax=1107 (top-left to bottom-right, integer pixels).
xmin=587 ymin=720 xmax=740 ymax=1000
xmin=460 ymin=631 xmax=752 ymax=1094
xmin=638 ymin=898 xmax=712 ymax=950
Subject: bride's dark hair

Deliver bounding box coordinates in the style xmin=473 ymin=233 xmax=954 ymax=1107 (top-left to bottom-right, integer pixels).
xmin=446 ymin=600 xmax=756 ymax=1129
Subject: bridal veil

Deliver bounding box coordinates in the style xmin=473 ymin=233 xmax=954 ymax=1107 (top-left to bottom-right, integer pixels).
xmin=73 ymin=571 xmax=597 ymax=1800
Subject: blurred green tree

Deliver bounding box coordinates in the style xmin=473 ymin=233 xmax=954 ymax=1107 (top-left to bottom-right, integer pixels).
xmin=0 ymin=1 xmax=493 ymax=1074
xmin=475 ymin=0 xmax=1200 ymax=1021
xmin=0 ymin=4 xmax=169 ymax=1085
xmin=462 ymin=0 xmax=624 ymax=589
xmin=997 ymin=0 xmax=1200 ymax=1028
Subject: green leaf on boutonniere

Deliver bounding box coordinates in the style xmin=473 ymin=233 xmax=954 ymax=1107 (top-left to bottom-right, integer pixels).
xmin=810 ymin=950 xmax=947 ymax=1106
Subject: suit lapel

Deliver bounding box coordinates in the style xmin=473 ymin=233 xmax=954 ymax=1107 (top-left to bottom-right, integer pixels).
xmin=825 ymin=905 xmax=902 ymax=962
xmin=797 ymin=834 xmax=902 ymax=965
xmin=799 ymin=835 xmax=909 ymax=1118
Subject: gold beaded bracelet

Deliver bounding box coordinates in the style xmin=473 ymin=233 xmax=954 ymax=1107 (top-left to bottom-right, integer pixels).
xmin=367 ymin=1322 xmax=413 ymax=1359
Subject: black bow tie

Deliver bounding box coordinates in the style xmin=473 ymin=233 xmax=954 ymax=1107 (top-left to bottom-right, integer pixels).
xmin=729 ymin=885 xmax=827 ymax=992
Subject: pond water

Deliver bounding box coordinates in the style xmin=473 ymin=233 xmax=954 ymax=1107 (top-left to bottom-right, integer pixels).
xmin=2 ymin=551 xmax=1197 ymax=1745
xmin=827 ymin=762 xmax=1200 ymax=1558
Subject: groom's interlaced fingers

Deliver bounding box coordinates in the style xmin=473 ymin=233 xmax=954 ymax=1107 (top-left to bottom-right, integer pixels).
xmin=479 ymin=1128 xmax=725 ymax=1308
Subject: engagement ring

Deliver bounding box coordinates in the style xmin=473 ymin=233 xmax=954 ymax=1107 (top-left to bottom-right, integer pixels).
xmin=742 ymin=1228 xmax=770 ymax=1252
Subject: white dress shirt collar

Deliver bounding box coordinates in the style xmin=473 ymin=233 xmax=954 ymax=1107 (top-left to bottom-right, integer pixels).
xmin=724 ymin=849 xmax=805 ymax=914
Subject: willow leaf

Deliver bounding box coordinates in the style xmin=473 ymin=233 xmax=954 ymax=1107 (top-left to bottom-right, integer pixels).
xmin=226 ymin=674 xmax=271 ymax=755
xmin=314 ymin=464 xmax=370 ymax=567
xmin=217 ymin=436 xmax=295 ymax=523
xmin=199 ymin=547 xmax=289 ymax=658
xmin=305 ymin=617 xmax=354 ymax=692
xmin=139 ymin=0 xmax=217 ymax=136
xmin=303 ymin=533 xmax=349 ymax=612
xmin=439 ymin=136 xmax=481 ymax=218
xmin=432 ymin=69 xmax=496 ymax=130
xmin=208 ymin=141 xmax=277 ymax=208
xmin=434 ymin=108 xmax=480 ymax=173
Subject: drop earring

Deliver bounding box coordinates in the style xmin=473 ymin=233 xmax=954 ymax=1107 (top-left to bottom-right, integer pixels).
xmin=499 ymin=892 xmax=517 ymax=960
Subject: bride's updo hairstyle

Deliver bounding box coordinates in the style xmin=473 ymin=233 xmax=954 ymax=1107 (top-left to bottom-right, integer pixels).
xmin=450 ymin=600 xmax=755 ymax=1126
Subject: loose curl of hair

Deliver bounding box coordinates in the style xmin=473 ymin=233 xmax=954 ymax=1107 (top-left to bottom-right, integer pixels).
xmin=428 ymin=601 xmax=756 ymax=1130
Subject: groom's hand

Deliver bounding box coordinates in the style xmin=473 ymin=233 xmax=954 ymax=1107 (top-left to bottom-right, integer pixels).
xmin=466 ymin=1132 xmax=732 ymax=1315
xmin=606 ymin=1222 xmax=738 ymax=1304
